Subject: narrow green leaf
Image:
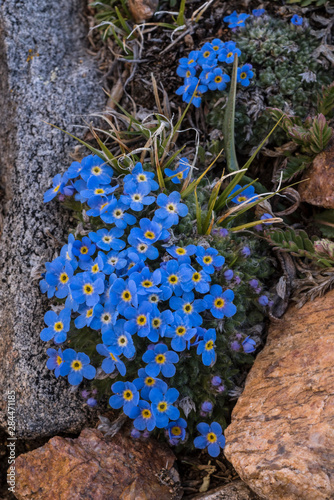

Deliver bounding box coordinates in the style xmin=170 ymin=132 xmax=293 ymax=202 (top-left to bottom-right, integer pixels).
xmin=223 ymin=55 xmax=239 ymax=172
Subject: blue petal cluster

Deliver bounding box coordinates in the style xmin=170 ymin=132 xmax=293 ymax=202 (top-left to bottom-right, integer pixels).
xmin=41 ymin=155 xmax=241 ymax=454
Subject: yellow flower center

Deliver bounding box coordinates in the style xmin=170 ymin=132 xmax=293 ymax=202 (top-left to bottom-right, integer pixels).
xmin=144 ymin=231 xmax=155 ymax=240
xmin=186 ymin=70 xmax=191 ymax=78
xmin=102 ymin=313 xmax=111 ymax=324
xmin=142 ymin=409 xmax=152 ymax=419
xmin=92 ymin=166 xmax=102 ymax=174
xmin=121 ymin=290 xmax=132 ymax=302
xmin=123 ymin=390 xmax=133 ymax=401
xmin=168 ymin=275 xmax=178 ymax=284
xmin=86 ymin=308 xmax=93 ymax=318
xmin=203 ymin=51 xmax=211 ymax=58
xmin=110 ymin=352 xmax=117 ymax=361
xmin=138 ymin=174 xmax=146 ymax=181
xmin=113 ymin=209 xmax=123 ymax=218
xmin=158 ymin=402 xmax=167 ymax=412
xmin=137 ymin=315 xmax=147 ymax=325
xmin=188 ymin=59 xmax=194 ymax=65
xmin=142 ymin=280 xmax=153 ymax=288
xmin=203 ymin=256 xmax=213 ymax=264
xmin=205 ymin=340 xmax=214 ymax=351
xmin=103 ymin=236 xmax=112 ymax=243
xmin=176 ymin=326 xmax=186 ymax=336
xmin=207 ymin=432 xmax=217 ymax=443
xmin=56 ymin=356 xmax=62 ymax=365
xmin=227 ymin=52 xmax=233 ymax=58
xmin=84 ymin=284 xmax=94 ymax=295
xmin=53 ymin=184 xmax=60 ymax=193
xmin=80 ymin=246 xmax=88 ymax=254
xmin=54 ymin=321 xmax=63 ymax=332
xmin=192 ymin=272 xmax=201 ymax=282
xmin=60 ymin=273 xmax=69 ymax=283
xmin=237 ymin=195 xmax=247 ymax=202
xmin=176 ymin=248 xmax=186 ymax=255
xmin=240 ymin=72 xmax=247 ymax=79
xmin=118 ymin=335 xmax=127 ymax=346
xmin=71 ymin=360 xmax=82 ymax=371
xmin=171 ymin=426 xmax=181 ymax=436
xmin=213 ymin=45 xmax=219 ymax=51
xmin=183 ymin=304 xmax=192 ymax=313
xmin=167 ymin=204 xmax=176 ymax=213
xmin=215 ymin=76 xmax=222 ymax=83
xmin=138 ymin=244 xmax=148 ymax=253
xmin=133 ymin=194 xmax=141 ymax=201
xmin=145 ymin=377 xmax=155 ymax=386
xmin=152 ymin=318 xmax=161 ymax=328
xmin=92 ymin=264 xmax=99 ymax=273
xmin=214 ymin=298 xmax=225 ymax=309
xmin=95 ymin=188 xmax=104 ymax=194
xmin=155 ymin=354 xmax=166 ymax=364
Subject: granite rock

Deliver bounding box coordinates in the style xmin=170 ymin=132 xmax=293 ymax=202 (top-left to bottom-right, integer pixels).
xmin=0 ymin=0 xmax=106 ymax=437
xmin=224 ymin=289 xmax=334 ymax=500
xmin=299 ymin=144 xmax=334 ymax=208
xmin=14 ymin=428 xmax=182 ymax=499
xmin=192 ymin=480 xmax=260 ymax=500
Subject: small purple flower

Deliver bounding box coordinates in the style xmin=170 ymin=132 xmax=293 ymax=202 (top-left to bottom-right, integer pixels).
xmin=211 ymin=375 xmax=222 ymax=387
xmin=231 ymin=341 xmax=241 ymax=351
xmin=259 ymin=295 xmax=269 ymax=306
xmin=201 ymin=401 xmax=213 ymax=413
xmin=241 ymin=246 xmax=251 ymax=258
xmin=87 ymin=398 xmax=97 ymax=407
xmin=249 ymin=279 xmax=259 ymax=289
xmin=224 ymin=269 xmax=233 ymax=281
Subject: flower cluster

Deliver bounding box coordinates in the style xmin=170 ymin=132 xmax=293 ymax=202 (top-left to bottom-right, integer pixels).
xmin=176 ymin=38 xmax=254 ymax=108
xmin=40 ymin=154 xmax=256 ymax=456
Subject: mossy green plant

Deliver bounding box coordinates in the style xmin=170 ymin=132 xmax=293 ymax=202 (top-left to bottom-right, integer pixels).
xmin=207 ymin=17 xmax=332 ymax=150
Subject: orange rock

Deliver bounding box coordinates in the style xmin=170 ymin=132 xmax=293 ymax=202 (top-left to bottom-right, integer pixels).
xmin=224 ymin=289 xmax=334 ymax=500
xmin=128 ymin=0 xmax=158 ymax=23
xmin=299 ymin=146 xmax=334 ymax=208
xmin=14 ymin=428 xmax=182 ymax=500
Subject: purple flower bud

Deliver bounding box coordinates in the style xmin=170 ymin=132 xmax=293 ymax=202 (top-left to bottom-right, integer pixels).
xmin=219 ymin=228 xmax=229 ymax=237
xmin=217 ymin=385 xmax=225 ymax=393
xmin=241 ymin=246 xmax=251 ymax=257
xmin=211 ymin=376 xmax=222 ymax=387
xmin=249 ymin=279 xmax=258 ymax=288
xmin=234 ymin=275 xmax=241 ymax=285
xmin=91 ymin=389 xmax=98 ymax=395
xmin=81 ymin=390 xmax=90 ymax=399
xmin=224 ymin=269 xmax=234 ymax=280
xmin=231 ymin=341 xmax=241 ymax=351
xmin=242 ymin=336 xmax=256 ymax=353
xmin=255 ymin=287 xmax=262 ymax=294
xmin=131 ymin=428 xmax=141 ymax=439
xmin=201 ymin=401 xmax=213 ymax=413
xmin=58 ymin=194 xmax=65 ymax=201
xmin=254 ymin=224 xmax=263 ymax=232
xmin=259 ymin=295 xmax=269 ymax=306
xmin=87 ymin=398 xmax=97 ymax=407
xmin=63 ymin=185 xmax=75 ymax=196
xmin=142 ymin=430 xmax=150 ymax=439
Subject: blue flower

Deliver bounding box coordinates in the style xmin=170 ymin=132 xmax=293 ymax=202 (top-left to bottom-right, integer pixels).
xmin=142 ymin=343 xmax=179 ymax=378
xmin=166 ymin=244 xmax=197 ymax=264
xmin=208 ymin=68 xmax=230 ymax=91
xmin=167 ymin=418 xmax=187 ymax=444
xmin=229 ymin=184 xmax=258 ymax=204
xmin=120 ymin=181 xmax=155 ymax=211
xmin=123 ymin=162 xmax=159 ymax=192
xmin=160 ymin=260 xmax=193 ymax=297
xmin=237 ymin=64 xmax=254 ymax=87
xmin=242 ymin=336 xmax=256 ymax=353
xmin=210 ymin=39 xmax=225 ymax=55
xmin=109 ymin=381 xmax=139 ymax=416
xmin=156 ymin=191 xmax=188 ymax=227
xmin=165 ymin=313 xmax=197 ymax=352
xmin=164 ymin=158 xmax=190 ymax=184
xmin=44 ymin=173 xmax=67 ymax=202
xmin=176 ymin=65 xmax=197 ymax=79
xmin=128 ymin=400 xmax=156 ymax=431
xmin=88 ymin=228 xmax=125 ymax=252
xmin=131 ymin=267 xmax=161 ymax=296
xmin=150 ymin=387 xmax=180 ymax=428
xmin=80 ymin=155 xmax=113 ymax=189
xmin=90 ymin=303 xmax=118 ymax=332
xmin=109 ymin=278 xmax=138 ymax=313
xmin=100 ymin=198 xmax=136 ymax=229
xmin=80 ymin=183 xmax=118 ymax=205
xmin=241 ymin=246 xmax=251 ymax=257
xmin=204 ymin=285 xmax=237 ymax=319
xmin=39 ymin=278 xmax=56 ymax=298
xmin=96 ymin=343 xmax=126 ymax=375
xmin=198 ymin=42 xmax=216 ymax=66
xmin=199 ymin=64 xmax=216 ymax=85
xmin=79 ymin=255 xmax=105 ymax=279
xmin=291 ymin=14 xmax=303 ymax=26
xmin=169 ymin=291 xmax=206 ymax=327
xmin=40 ymin=308 xmax=71 ymax=344
xmin=177 ymin=51 xmax=200 ymax=69
xmin=46 ymin=348 xmax=64 ymax=378
xmin=66 ymin=160 xmax=84 ymax=179
xmin=252 ymin=8 xmax=265 ymax=16
xmin=72 ymin=236 xmax=96 ymax=262
xmin=224 ymin=12 xmax=250 ymax=28
xmin=194 ymin=422 xmax=225 ymax=457
xmin=201 ymin=401 xmax=213 ymax=414
xmin=197 ymin=329 xmax=216 ymax=366
xmin=258 ymin=295 xmax=269 ymax=306
xmin=182 ymin=268 xmax=211 ymax=294
xmin=148 ymin=306 xmax=174 ymax=342
xmin=61 ymin=349 xmax=96 ymax=386
xmin=224 ymin=269 xmax=233 ymax=281
xmin=218 ymin=41 xmax=241 ymax=64
xmin=70 ymin=272 xmax=105 ymax=307
xmin=176 ymin=78 xmax=208 ymax=108
xmin=102 ymin=319 xmax=136 ymax=358
xmin=45 ymin=258 xmax=73 ymax=299
xmin=74 ymin=304 xmax=96 ymax=329
xmin=99 ymin=250 xmax=127 ymax=275
xmin=59 ymin=234 xmax=78 ymax=271
xmin=119 ymin=251 xmax=145 ymax=275
xmin=129 ymin=218 xmax=163 ymax=245
xmin=124 ymin=301 xmax=152 ymax=337
xmin=133 ymin=368 xmax=168 ymax=400
xmin=261 ymin=213 xmax=273 ymax=224
xmin=196 ymin=246 xmax=225 ymax=274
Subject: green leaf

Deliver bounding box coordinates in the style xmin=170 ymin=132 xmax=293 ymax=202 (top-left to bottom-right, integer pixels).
xmin=223 ymin=55 xmax=239 ymax=172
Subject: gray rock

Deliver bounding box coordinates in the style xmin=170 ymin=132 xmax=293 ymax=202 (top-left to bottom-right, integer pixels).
xmin=192 ymin=480 xmax=261 ymax=500
xmin=0 ymin=0 xmax=106 ymax=438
